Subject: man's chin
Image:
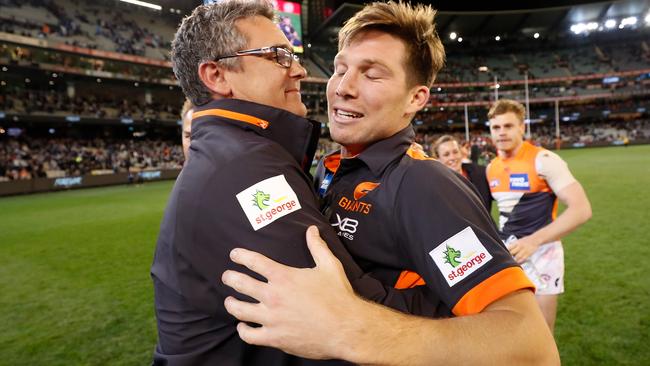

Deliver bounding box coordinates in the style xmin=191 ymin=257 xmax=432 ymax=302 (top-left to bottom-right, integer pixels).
xmin=282 ymin=104 xmax=307 ymax=117
xmin=328 ymin=129 xmax=347 ymax=145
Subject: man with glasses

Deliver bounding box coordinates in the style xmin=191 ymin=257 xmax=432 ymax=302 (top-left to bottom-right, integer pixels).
xmin=151 ymin=1 xmax=439 ymax=365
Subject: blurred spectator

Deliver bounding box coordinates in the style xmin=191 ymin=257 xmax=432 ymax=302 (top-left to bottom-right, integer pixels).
xmin=0 ymin=136 xmax=183 ymax=181
xmin=3 ymin=89 xmax=179 ymax=121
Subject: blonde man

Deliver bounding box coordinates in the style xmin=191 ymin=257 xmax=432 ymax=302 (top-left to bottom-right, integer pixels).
xmin=486 ymin=99 xmax=592 ymax=332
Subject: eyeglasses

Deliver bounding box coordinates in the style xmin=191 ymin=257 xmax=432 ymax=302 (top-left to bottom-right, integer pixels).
xmin=214 ymin=46 xmax=301 ymax=69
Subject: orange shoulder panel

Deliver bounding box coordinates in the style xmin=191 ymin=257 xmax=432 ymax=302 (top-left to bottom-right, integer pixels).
xmin=452 ymin=267 xmax=534 ymax=316
xmin=394 ymin=270 xmax=426 ymax=289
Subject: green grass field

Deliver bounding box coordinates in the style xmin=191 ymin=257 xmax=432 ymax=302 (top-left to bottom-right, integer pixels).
xmin=1 ymin=145 xmax=649 ymax=365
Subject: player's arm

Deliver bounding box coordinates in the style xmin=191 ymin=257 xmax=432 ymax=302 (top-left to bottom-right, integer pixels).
xmin=335 ymin=289 xmax=558 ymax=366
xmin=223 ymin=226 xmax=560 ymax=365
xmin=386 ymin=164 xmax=558 ymax=364
xmin=509 ymin=152 xmax=592 ymax=262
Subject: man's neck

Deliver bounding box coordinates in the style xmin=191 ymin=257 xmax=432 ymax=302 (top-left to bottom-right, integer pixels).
xmin=341 ymin=145 xmax=365 ymax=158
xmin=499 ymin=141 xmax=525 ymax=159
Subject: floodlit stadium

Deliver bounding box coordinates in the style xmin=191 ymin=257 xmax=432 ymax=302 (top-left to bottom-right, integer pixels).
xmin=1 ymin=0 xmax=649 ymax=364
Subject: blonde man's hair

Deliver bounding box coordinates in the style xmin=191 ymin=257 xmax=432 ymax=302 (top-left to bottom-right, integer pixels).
xmin=338 ymin=1 xmax=445 ymax=88
xmin=487 ymin=99 xmax=526 ymax=123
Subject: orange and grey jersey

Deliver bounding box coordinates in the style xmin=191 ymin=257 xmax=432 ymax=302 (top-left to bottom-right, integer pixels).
xmin=315 ymin=127 xmax=533 ymax=318
xmin=486 ymin=141 xmax=576 ymax=240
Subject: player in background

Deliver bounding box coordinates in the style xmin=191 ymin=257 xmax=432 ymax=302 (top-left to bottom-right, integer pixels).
xmin=486 ymin=99 xmax=592 ymax=332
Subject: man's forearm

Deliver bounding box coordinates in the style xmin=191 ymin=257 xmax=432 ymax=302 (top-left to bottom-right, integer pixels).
xmin=526 ymin=183 xmax=592 ymax=247
xmin=340 ymin=290 xmax=560 ymax=366
xmin=526 ymin=207 xmax=589 ymax=247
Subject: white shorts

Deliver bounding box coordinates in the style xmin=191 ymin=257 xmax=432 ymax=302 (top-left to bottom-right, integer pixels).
xmin=524 ymin=241 xmax=564 ymax=296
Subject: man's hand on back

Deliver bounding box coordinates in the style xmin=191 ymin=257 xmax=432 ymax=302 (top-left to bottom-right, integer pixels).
xmin=222 ymin=226 xmax=362 ymax=360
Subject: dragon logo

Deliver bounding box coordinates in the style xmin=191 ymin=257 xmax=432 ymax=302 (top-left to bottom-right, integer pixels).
xmin=252 ymin=190 xmax=270 ymax=210
xmin=443 ymin=245 xmax=462 ymax=268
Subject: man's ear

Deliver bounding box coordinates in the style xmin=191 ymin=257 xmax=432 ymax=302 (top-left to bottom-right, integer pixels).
xmin=405 ymin=85 xmax=430 ymax=115
xmin=197 ymin=61 xmax=232 ymax=97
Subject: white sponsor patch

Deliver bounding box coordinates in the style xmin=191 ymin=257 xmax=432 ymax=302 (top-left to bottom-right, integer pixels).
xmin=236 ymin=175 xmax=302 ymax=231
xmin=429 ymin=227 xmax=493 ymax=287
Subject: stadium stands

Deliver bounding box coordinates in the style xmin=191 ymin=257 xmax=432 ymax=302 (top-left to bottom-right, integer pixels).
xmin=0 ymin=0 xmax=649 ymax=193
xmin=0 ymin=136 xmax=183 ymax=181
xmin=1 ymin=0 xmax=176 ymax=59
xmin=3 ymin=88 xmax=179 ymax=121
xmin=436 ymin=36 xmax=650 ymax=83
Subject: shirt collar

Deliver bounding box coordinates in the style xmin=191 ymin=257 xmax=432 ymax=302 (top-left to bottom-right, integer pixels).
xmin=355 ymin=126 xmax=415 ymax=176
xmin=194 ymin=98 xmax=321 ymax=173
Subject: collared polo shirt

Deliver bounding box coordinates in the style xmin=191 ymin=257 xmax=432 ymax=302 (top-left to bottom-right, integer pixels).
xmin=316 ymin=127 xmax=534 ymax=317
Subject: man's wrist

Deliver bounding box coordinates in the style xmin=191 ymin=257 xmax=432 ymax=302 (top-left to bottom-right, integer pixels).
xmin=529 ymin=232 xmax=547 ymax=249
xmin=335 ymin=295 xmax=382 ymax=363
xmin=337 ymin=296 xmax=420 ymax=365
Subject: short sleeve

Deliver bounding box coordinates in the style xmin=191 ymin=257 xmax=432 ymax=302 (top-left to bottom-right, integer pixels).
xmin=394 ymin=161 xmax=534 ymax=315
xmin=535 ymin=150 xmax=576 ymax=193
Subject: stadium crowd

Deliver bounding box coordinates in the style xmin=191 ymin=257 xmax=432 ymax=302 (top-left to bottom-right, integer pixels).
xmin=415 ymin=97 xmax=649 ymax=129
xmin=1 ymin=89 xmax=179 ymax=121
xmin=1 ymin=0 xmax=649 ymax=185
xmin=411 ymin=119 xmax=650 ymax=161
xmin=0 ymin=0 xmax=173 ymax=58
xmin=0 ymin=136 xmax=183 ymax=181
xmin=435 ymin=37 xmax=650 ymax=83
xmin=432 ymin=77 xmax=650 ymax=104
xmin=2 ymin=117 xmax=646 ymax=182
xmin=0 ymin=42 xmax=173 ymax=81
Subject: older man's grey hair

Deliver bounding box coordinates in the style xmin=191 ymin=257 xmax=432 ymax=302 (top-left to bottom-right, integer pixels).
xmin=171 ymin=0 xmax=275 ymax=106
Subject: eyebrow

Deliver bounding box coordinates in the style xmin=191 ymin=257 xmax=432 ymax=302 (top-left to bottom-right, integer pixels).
xmin=334 ymin=55 xmax=392 ymax=73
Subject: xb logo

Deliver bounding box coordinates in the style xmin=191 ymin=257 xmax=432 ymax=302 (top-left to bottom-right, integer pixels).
xmin=332 ymin=213 xmax=358 ymax=234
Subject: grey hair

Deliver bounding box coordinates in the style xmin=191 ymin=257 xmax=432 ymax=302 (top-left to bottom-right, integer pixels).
xmin=171 ymin=0 xmax=275 ymax=106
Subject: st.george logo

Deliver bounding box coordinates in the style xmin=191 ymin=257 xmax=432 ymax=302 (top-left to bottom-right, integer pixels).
xmin=236 ymin=175 xmax=302 ymax=231
xmin=429 ymin=227 xmax=493 ymax=287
